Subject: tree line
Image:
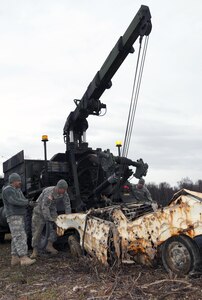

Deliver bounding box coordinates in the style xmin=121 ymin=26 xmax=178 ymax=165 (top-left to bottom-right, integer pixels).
xmin=147 ymin=177 xmax=202 ymax=206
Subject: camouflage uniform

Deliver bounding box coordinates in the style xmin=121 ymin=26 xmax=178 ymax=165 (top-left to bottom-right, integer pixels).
xmin=131 ymin=184 xmax=153 ymax=204
xmin=7 ymin=215 xmax=28 ymax=256
xmin=2 ymin=185 xmax=28 ymax=257
xmin=32 ymin=186 xmax=71 ymax=248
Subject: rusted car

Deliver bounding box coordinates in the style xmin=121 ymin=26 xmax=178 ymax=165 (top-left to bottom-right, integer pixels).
xmin=56 ymin=189 xmax=202 ymax=275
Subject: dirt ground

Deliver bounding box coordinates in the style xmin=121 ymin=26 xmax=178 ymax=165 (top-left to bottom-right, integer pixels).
xmin=0 ymin=237 xmax=202 ymax=300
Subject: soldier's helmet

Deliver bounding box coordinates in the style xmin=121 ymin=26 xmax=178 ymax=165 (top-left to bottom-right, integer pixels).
xmin=56 ymin=179 xmax=68 ymax=190
xmin=138 ymin=178 xmax=145 ymax=185
xmin=9 ymin=173 xmax=21 ymax=184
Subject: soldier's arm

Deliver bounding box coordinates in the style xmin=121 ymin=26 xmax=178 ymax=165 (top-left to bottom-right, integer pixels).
xmin=18 ymin=189 xmax=27 ymax=200
xmin=145 ymin=187 xmax=152 ymax=202
xmin=63 ymin=193 xmax=71 ymax=214
xmin=3 ymin=188 xmax=28 ymax=206
xmin=130 ymin=184 xmax=136 ymax=195
xmin=130 ymin=185 xmax=140 ymax=200
xmin=41 ymin=196 xmax=54 ymax=221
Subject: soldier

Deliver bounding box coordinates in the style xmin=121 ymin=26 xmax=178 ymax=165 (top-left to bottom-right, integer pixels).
xmin=131 ymin=178 xmax=153 ymax=203
xmin=31 ymin=179 xmax=71 ymax=258
xmin=2 ymin=173 xmax=36 ymax=266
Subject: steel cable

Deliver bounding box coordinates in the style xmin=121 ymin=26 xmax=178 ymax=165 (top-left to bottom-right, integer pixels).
xmin=122 ymin=36 xmax=149 ymax=158
xmin=111 ymin=36 xmax=149 ymax=199
xmin=122 ymin=37 xmax=143 ymax=157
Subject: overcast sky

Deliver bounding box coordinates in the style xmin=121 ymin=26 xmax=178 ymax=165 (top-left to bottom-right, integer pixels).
xmin=0 ymin=0 xmax=202 ymax=186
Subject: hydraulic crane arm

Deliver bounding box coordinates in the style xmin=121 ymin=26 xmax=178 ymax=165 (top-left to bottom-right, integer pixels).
xmin=63 ymin=5 xmax=152 ymax=144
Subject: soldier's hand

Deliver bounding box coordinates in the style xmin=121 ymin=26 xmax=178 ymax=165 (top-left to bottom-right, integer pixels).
xmin=48 ymin=219 xmax=55 ymax=223
xmin=48 ymin=216 xmax=58 ymax=223
xmin=28 ymin=200 xmax=35 ymax=207
xmin=151 ymin=202 xmax=158 ymax=212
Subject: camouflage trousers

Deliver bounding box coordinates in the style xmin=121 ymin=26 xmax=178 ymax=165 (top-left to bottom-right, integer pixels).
xmin=7 ymin=215 xmax=28 ymax=257
xmin=31 ymin=212 xmax=57 ymax=249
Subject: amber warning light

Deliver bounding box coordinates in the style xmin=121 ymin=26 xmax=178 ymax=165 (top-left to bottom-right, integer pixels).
xmin=116 ymin=140 xmax=122 ymax=147
xmin=42 ymin=135 xmax=49 ymax=142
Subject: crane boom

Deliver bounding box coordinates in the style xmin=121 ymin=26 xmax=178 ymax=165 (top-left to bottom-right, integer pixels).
xmin=63 ymin=5 xmax=152 ymax=145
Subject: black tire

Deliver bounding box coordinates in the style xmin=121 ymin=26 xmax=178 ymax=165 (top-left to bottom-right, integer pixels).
xmin=68 ymin=235 xmax=82 ymax=257
xmin=53 ymin=235 xmax=69 ymax=251
xmin=38 ymin=222 xmax=50 ymax=250
xmin=161 ymin=235 xmax=201 ymax=275
xmin=25 ymin=206 xmax=33 ymax=249
xmin=107 ymin=230 xmax=118 ymax=266
xmin=0 ymin=232 xmax=5 ymax=243
xmin=194 ymin=235 xmax=202 ymax=255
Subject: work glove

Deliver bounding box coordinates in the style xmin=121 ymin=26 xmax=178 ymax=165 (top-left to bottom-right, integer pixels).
xmin=104 ymin=198 xmax=112 ymax=206
xmin=28 ymin=200 xmax=35 ymax=208
xmin=48 ymin=215 xmax=58 ymax=223
xmin=151 ymin=202 xmax=158 ymax=212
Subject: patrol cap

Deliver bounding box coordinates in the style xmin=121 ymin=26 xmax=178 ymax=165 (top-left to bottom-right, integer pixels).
xmin=56 ymin=179 xmax=68 ymax=190
xmin=138 ymin=178 xmax=145 ymax=185
xmin=9 ymin=173 xmax=21 ymax=184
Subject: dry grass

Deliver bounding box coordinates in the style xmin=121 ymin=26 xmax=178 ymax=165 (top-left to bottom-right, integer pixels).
xmin=0 ymin=237 xmax=201 ymax=300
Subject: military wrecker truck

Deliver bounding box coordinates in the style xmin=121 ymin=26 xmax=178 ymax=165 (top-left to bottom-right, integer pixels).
xmin=1 ymin=7 xmax=202 ymax=276
xmin=0 ymin=5 xmax=151 ymax=244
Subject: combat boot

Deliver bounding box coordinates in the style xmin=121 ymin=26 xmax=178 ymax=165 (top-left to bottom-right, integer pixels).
xmin=20 ymin=256 xmax=36 ymax=266
xmin=45 ymin=241 xmax=58 ymax=255
xmin=30 ymin=248 xmax=38 ymax=259
xmin=11 ymin=255 xmax=20 ymax=266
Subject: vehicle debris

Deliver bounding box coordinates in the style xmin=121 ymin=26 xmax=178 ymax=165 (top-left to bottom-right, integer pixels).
xmin=56 ymin=189 xmax=202 ymax=275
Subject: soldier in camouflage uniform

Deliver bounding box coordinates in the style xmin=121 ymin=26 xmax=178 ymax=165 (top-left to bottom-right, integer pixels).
xmin=31 ymin=179 xmax=71 ymax=258
xmin=130 ymin=178 xmax=153 ymax=203
xmin=130 ymin=179 xmax=158 ymax=211
xmin=2 ymin=173 xmax=36 ymax=266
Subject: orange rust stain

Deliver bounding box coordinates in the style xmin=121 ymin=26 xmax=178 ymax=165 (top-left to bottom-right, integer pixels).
xmin=57 ymin=227 xmax=65 ymax=236
xmin=127 ymin=226 xmax=136 ymax=233
xmin=178 ymin=225 xmax=195 ymax=238
xmin=178 ymin=202 xmax=191 ymax=225
xmin=127 ymin=238 xmax=149 ymax=254
xmin=128 ymin=244 xmax=146 ymax=255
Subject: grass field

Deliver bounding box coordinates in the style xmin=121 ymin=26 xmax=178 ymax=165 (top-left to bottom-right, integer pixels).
xmin=0 ymin=236 xmax=201 ymax=300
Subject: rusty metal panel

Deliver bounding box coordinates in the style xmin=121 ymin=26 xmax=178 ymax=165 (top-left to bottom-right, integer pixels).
xmin=83 ymin=217 xmax=112 ymax=265
xmin=56 ymin=190 xmax=202 ymax=266
xmin=56 ymin=213 xmax=120 ymax=265
xmin=111 ymin=194 xmax=202 ymax=264
xmin=56 ymin=213 xmax=86 ymax=238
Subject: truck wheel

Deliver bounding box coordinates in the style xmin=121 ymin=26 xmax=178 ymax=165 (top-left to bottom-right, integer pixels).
xmin=161 ymin=235 xmax=201 ymax=275
xmin=25 ymin=206 xmax=33 ymax=249
xmin=38 ymin=222 xmax=50 ymax=250
xmin=0 ymin=233 xmax=5 ymax=243
xmin=68 ymin=235 xmax=82 ymax=257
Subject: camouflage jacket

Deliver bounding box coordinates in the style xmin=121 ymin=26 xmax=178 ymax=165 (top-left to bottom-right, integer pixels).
xmin=33 ymin=186 xmax=71 ymax=221
xmin=2 ymin=185 xmax=28 ymax=218
xmin=131 ymin=184 xmax=153 ymax=203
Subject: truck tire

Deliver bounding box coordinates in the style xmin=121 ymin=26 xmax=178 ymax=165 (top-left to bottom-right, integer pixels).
xmin=38 ymin=222 xmax=50 ymax=250
xmin=68 ymin=235 xmax=82 ymax=257
xmin=161 ymin=234 xmax=201 ymax=275
xmin=25 ymin=206 xmax=33 ymax=249
xmin=0 ymin=232 xmax=5 ymax=243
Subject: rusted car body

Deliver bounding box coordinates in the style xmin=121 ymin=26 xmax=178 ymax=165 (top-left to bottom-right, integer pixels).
xmin=56 ymin=189 xmax=202 ymax=274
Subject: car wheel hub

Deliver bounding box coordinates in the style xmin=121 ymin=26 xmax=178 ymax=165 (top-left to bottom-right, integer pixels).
xmin=168 ymin=241 xmax=191 ymax=272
